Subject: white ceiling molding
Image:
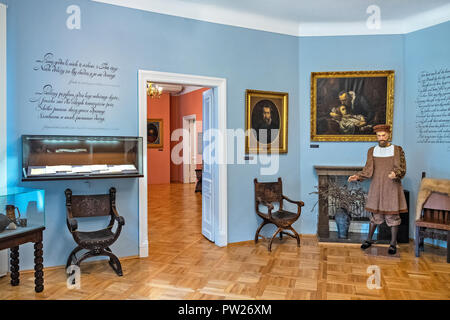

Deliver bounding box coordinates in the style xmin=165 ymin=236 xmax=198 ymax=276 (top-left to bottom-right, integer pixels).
xmin=174 ymin=85 xmax=205 ymax=96
xmin=92 ymin=0 xmax=450 ymax=37
xmin=151 ymin=82 xmax=205 ymax=96
xmin=92 ymin=0 xmax=300 ymax=36
xmin=298 ymin=20 xmax=405 ymax=37
xmin=152 ymin=83 xmax=183 ymax=94
xmin=401 ymin=3 xmax=450 ymax=34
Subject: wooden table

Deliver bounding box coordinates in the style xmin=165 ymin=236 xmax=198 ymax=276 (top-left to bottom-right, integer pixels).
xmin=0 ymin=227 xmax=45 ymax=292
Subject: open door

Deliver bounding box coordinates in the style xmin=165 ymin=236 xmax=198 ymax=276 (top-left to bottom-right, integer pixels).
xmin=201 ymin=89 xmax=215 ymax=242
xmin=189 ymin=119 xmax=196 ymax=183
xmin=0 ymin=3 xmax=7 ymax=277
xmin=182 ymin=116 xmax=197 ymax=184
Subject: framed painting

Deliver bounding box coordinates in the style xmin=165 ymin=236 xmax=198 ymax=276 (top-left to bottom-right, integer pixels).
xmin=245 ymin=89 xmax=288 ymax=154
xmin=147 ymin=119 xmax=163 ymax=148
xmin=311 ymin=70 xmax=394 ymax=142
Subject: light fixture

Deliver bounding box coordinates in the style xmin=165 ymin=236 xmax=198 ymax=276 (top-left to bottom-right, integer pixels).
xmin=147 ymin=82 xmax=163 ymax=98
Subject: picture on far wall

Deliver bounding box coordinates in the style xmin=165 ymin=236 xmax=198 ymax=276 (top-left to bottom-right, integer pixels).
xmin=311 ymin=70 xmax=394 ymax=142
xmin=245 ymin=89 xmax=288 ymax=154
xmin=147 ymin=119 xmax=163 ymax=148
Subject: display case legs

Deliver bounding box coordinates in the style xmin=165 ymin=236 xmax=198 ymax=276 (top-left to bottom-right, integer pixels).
xmin=10 ymin=246 xmax=19 ymax=286
xmin=34 ymin=241 xmax=44 ymax=293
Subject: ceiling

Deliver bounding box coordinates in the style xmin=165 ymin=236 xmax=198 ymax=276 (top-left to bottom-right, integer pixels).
xmin=93 ymin=0 xmax=450 ymax=36
xmin=151 ymin=83 xmax=205 ymax=96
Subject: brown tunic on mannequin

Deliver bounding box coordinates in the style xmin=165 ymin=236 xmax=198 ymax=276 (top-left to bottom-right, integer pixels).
xmin=357 ymin=145 xmax=407 ymax=214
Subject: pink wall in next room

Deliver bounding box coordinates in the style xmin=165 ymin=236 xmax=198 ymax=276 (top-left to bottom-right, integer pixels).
xmin=170 ymin=88 xmax=208 ymax=183
xmin=148 ymin=93 xmax=171 ymax=184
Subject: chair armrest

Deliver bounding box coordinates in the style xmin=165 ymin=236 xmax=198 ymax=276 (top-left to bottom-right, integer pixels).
xmin=65 ymin=206 xmax=78 ymax=232
xmin=256 ymin=197 xmax=274 ymax=219
xmin=282 ymin=195 xmax=304 ymax=207
xmin=67 ymin=218 xmax=78 ymax=232
xmin=257 ymin=197 xmax=274 ymax=211
xmin=112 ymin=206 xmax=125 ymax=226
xmin=282 ymin=195 xmax=304 ymax=216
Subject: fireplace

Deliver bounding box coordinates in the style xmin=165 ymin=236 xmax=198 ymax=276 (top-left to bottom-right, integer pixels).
xmin=313 ymin=165 xmax=389 ymax=243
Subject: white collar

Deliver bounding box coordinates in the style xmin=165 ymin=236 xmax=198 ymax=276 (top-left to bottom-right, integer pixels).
xmin=373 ymin=144 xmax=394 ymax=157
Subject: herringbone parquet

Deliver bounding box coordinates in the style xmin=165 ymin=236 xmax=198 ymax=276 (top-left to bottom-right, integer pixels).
xmin=0 ymin=183 xmax=449 ymax=300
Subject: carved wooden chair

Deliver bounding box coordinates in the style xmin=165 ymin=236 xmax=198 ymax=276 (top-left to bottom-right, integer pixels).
xmin=415 ymin=174 xmax=450 ymax=263
xmin=65 ymin=187 xmax=125 ymax=276
xmin=254 ymin=178 xmax=304 ymax=252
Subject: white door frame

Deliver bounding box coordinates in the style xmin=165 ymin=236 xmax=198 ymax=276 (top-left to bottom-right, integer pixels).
xmin=138 ymin=70 xmax=228 ymax=256
xmin=0 ymin=3 xmax=8 ymax=277
xmin=182 ymin=114 xmax=196 ymax=184
xmin=0 ymin=3 xmax=7 ymax=190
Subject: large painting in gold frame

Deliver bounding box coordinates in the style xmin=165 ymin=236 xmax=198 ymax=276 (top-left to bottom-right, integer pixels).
xmin=311 ymin=70 xmax=394 ymax=142
xmin=245 ymin=89 xmax=288 ymax=154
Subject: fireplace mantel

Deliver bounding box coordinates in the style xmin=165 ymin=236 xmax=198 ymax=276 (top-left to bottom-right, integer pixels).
xmin=314 ymin=165 xmax=365 ymax=243
xmin=313 ymin=165 xmax=408 ymax=244
xmin=314 ymin=165 xmax=363 ymax=176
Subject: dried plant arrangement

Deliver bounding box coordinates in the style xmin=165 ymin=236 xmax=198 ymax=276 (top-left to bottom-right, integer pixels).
xmin=310 ymin=178 xmax=367 ymax=218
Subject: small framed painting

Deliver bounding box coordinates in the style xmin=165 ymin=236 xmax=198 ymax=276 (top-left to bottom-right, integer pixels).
xmin=245 ymin=89 xmax=288 ymax=154
xmin=147 ymin=119 xmax=163 ymax=148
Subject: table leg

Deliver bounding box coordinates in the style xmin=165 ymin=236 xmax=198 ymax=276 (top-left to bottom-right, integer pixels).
xmin=10 ymin=246 xmax=19 ymax=286
xmin=34 ymin=241 xmax=44 ymax=293
xmin=447 ymin=230 xmax=449 ymax=263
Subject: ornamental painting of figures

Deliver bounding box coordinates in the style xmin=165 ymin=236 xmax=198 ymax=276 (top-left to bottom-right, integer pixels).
xmin=311 ymin=70 xmax=394 ymax=142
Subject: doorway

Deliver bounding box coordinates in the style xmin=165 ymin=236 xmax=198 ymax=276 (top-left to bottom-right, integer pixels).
xmin=138 ymin=70 xmax=228 ymax=257
xmin=182 ymin=114 xmax=197 ymax=184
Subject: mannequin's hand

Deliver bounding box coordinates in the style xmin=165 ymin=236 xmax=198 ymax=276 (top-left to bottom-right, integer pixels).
xmin=348 ymin=175 xmax=359 ymax=182
xmin=388 ymin=171 xmax=396 ymax=179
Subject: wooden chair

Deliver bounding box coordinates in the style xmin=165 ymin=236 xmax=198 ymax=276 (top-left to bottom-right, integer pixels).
xmin=415 ymin=175 xmax=450 ymax=263
xmin=65 ymin=187 xmax=125 ymax=276
xmin=254 ymin=178 xmax=304 ymax=252
xmin=195 ymin=169 xmax=202 ymax=193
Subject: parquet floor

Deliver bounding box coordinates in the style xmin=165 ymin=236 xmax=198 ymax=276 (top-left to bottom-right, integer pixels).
xmin=0 ymin=183 xmax=449 ymax=300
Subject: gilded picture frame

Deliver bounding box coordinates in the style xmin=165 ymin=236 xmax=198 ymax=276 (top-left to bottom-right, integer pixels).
xmin=245 ymin=89 xmax=288 ymax=154
xmin=311 ymin=70 xmax=394 ymax=142
xmin=147 ymin=119 xmax=163 ymax=148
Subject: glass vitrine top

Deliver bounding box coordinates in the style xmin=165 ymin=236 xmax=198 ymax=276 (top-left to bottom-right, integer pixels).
xmin=22 ymin=135 xmax=143 ymax=181
xmin=0 ymin=187 xmax=45 ymax=239
xmin=0 ymin=187 xmax=41 ymax=197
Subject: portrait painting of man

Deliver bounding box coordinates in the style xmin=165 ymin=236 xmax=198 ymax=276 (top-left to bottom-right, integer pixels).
xmin=147 ymin=119 xmax=163 ymax=148
xmin=251 ymin=99 xmax=280 ymax=144
xmin=311 ymin=70 xmax=394 ymax=142
xmin=245 ymin=90 xmax=288 ymax=154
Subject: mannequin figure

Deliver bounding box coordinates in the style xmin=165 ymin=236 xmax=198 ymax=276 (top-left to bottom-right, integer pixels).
xmin=348 ymin=124 xmax=407 ymax=254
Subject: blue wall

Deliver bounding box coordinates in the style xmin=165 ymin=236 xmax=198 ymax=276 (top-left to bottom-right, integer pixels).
xmin=2 ymin=0 xmax=448 ymax=270
xmin=404 ymin=21 xmax=450 ymax=245
xmin=298 ymin=34 xmax=405 ymax=234
xmin=3 ymin=0 xmax=300 ymax=269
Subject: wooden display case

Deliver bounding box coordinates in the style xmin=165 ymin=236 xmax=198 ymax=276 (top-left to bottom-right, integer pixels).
xmin=22 ymin=135 xmax=143 ymax=181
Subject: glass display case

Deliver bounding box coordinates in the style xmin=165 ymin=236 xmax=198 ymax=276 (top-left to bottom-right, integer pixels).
xmin=0 ymin=187 xmax=45 ymax=239
xmin=22 ymin=135 xmax=144 ymax=181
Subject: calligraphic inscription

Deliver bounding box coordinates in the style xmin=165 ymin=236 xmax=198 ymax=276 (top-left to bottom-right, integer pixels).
xmin=30 ymin=52 xmax=120 ymax=129
xmin=415 ymin=68 xmax=450 ymax=144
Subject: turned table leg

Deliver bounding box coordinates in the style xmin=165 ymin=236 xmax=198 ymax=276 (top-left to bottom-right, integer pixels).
xmin=34 ymin=241 xmax=44 ymax=293
xmin=10 ymin=246 xmax=20 ymax=286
